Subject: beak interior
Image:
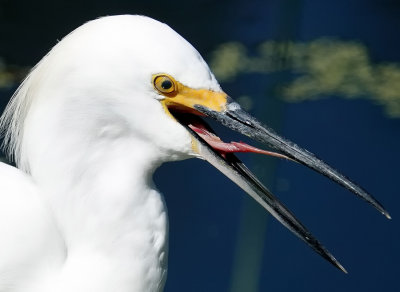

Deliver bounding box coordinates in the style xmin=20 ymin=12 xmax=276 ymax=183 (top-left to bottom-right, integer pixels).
xmin=171 ymin=110 xmax=347 ymax=273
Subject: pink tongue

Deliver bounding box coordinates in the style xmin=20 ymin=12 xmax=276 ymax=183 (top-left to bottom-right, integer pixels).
xmin=188 ymin=123 xmax=292 ymax=160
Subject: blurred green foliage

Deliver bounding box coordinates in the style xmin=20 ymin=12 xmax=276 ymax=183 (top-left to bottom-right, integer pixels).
xmin=2 ymin=39 xmax=400 ymax=118
xmin=0 ymin=58 xmax=29 ymax=90
xmin=210 ymin=39 xmax=400 ymax=118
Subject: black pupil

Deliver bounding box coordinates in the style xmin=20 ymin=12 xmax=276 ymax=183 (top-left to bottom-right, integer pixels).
xmin=161 ymin=79 xmax=173 ymax=90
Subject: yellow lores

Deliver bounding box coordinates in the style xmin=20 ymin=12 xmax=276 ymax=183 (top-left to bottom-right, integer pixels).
xmin=153 ymin=73 xmax=228 ymax=155
xmin=153 ymin=74 xmax=228 ymax=115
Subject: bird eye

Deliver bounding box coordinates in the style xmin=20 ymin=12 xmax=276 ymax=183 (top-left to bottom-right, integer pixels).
xmin=153 ymin=75 xmax=177 ymax=95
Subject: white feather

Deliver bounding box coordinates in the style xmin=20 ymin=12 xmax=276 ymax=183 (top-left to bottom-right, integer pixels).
xmin=0 ymin=15 xmax=221 ymax=291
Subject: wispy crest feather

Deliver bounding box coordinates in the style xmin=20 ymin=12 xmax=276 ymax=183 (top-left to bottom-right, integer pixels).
xmin=0 ymin=61 xmax=45 ymax=173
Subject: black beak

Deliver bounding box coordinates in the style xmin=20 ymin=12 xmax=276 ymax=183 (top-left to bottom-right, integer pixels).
xmin=195 ymin=97 xmax=390 ymax=219
xmin=174 ymin=97 xmax=391 ymax=273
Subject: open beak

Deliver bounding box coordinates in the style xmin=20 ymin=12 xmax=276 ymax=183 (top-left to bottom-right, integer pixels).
xmin=157 ymin=74 xmax=390 ymax=273
xmin=194 ymin=97 xmax=390 ymax=219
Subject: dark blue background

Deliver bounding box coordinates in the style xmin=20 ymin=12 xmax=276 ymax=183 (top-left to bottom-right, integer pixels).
xmin=1 ymin=0 xmax=398 ymax=291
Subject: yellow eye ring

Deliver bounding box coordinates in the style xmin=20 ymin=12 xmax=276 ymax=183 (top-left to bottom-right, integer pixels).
xmin=153 ymin=74 xmax=177 ymax=95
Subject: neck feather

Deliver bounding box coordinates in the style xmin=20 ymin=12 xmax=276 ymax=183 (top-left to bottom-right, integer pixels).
xmin=29 ymin=116 xmax=169 ymax=292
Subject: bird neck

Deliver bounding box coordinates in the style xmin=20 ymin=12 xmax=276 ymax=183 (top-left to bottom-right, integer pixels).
xmin=32 ymin=130 xmax=169 ymax=291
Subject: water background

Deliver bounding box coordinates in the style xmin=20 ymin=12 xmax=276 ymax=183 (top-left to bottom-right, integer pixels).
xmin=1 ymin=1 xmax=398 ymax=291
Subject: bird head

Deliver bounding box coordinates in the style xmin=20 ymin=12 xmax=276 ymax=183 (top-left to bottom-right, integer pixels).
xmin=0 ymin=15 xmax=389 ymax=273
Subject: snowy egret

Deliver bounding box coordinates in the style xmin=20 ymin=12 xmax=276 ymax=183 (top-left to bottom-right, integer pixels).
xmin=0 ymin=15 xmax=389 ymax=292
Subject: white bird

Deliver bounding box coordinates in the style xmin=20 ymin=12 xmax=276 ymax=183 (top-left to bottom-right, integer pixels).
xmin=0 ymin=15 xmax=390 ymax=292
